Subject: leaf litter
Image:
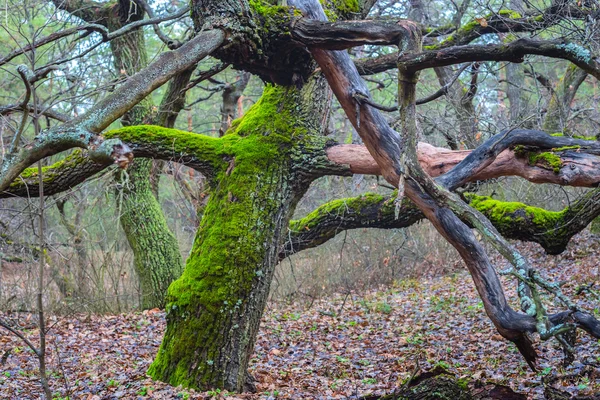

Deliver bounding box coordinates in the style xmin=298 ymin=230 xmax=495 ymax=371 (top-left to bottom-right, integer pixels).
xmin=1 ymin=232 xmax=599 ymax=399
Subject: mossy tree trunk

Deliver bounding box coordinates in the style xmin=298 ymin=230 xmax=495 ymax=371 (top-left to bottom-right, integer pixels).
xmin=148 ymin=81 xmax=334 ymax=391
xmin=107 ymin=0 xmax=184 ymax=309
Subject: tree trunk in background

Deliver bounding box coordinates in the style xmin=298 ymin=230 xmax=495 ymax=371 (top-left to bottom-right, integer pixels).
xmin=148 ymin=81 xmax=332 ymax=391
xmin=506 ymin=63 xmax=523 ymax=123
xmin=409 ymin=0 xmax=476 ymax=149
xmin=108 ymin=0 xmax=183 ymax=309
xmin=116 ymin=159 xmax=183 ymax=309
xmin=219 ymin=71 xmax=251 ymax=135
xmin=542 ymin=64 xmax=588 ymax=133
xmin=506 ymin=0 xmax=525 ymax=126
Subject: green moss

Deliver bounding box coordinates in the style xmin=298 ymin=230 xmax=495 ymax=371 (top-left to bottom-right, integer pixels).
xmin=467 ymin=194 xmax=566 ymax=229
xmin=456 ymin=378 xmax=470 ymax=390
xmin=105 ymin=125 xmax=225 ymax=178
xmin=551 ymin=145 xmax=580 ymax=151
xmin=118 ymin=159 xmax=183 ymax=310
xmin=550 ymin=132 xmax=596 ymax=140
xmin=228 ymin=85 xmax=304 ymax=138
xmin=319 ymin=0 xmax=359 ymax=21
xmin=425 ymin=10 xmax=521 ymax=50
xmin=573 ymin=134 xmax=596 ymax=140
xmin=248 ymin=0 xmax=296 ymax=37
xmin=498 ymin=9 xmax=521 ymax=18
xmin=528 ymin=151 xmax=563 ymax=173
xmin=512 ymin=145 xmax=527 ymax=156
xmin=249 ymin=0 xmax=290 ymax=18
xmin=289 ymin=193 xmax=386 ymax=231
xmin=11 ymin=150 xmax=88 ymax=187
xmin=332 ymin=0 xmax=359 ymax=14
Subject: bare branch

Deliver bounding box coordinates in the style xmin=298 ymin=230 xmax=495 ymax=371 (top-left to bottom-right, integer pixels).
xmin=9 ymin=66 xmax=34 ymax=154
xmin=357 ymin=39 xmax=600 ymax=77
xmin=0 ymin=24 xmax=108 ymax=68
xmin=73 ymin=29 xmax=225 ymax=133
xmin=137 ymin=0 xmax=188 ymax=49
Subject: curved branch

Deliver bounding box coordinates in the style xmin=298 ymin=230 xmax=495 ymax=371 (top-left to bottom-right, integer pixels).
xmin=0 ymin=125 xmax=133 ymax=193
xmin=399 ymin=39 xmax=600 ymax=78
xmin=283 ymin=188 xmax=600 ymax=258
xmin=0 ymin=104 xmax=69 ymax=122
xmin=327 ymin=141 xmax=600 ymax=188
xmin=357 ymin=39 xmax=600 ymax=77
xmin=0 ymin=30 xmax=223 ymax=193
xmin=105 ymin=5 xmax=190 ymax=45
xmin=138 ymin=0 xmax=188 ymax=49
xmin=0 ymin=24 xmax=108 ymax=68
xmin=9 ymin=66 xmax=34 ymax=154
xmin=434 ymin=129 xmax=600 ymax=190
xmin=73 ymin=29 xmax=225 ymax=133
xmin=290 ymin=0 xmax=600 ymax=367
xmin=30 ymin=6 xmax=191 ymax=74
xmin=292 ymin=19 xmax=420 ymax=49
xmin=292 ymin=6 xmax=586 ymax=50
xmin=1 ymin=126 xmax=226 ymax=198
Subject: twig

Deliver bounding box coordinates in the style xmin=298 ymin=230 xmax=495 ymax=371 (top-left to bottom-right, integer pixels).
xmin=9 ymin=65 xmax=33 ymax=154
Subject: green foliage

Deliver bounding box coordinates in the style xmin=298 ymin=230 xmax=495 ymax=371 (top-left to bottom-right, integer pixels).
xmin=319 ymin=0 xmax=360 ymax=20
xmin=375 ymin=301 xmax=392 ymax=314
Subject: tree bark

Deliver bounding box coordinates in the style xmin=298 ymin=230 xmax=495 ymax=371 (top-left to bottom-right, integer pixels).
xmin=219 ymin=71 xmax=251 ymax=136
xmin=147 ymin=80 xmax=339 ymax=391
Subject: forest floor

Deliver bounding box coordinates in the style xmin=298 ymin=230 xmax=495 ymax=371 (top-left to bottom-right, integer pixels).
xmin=0 ymin=233 xmax=599 ymax=400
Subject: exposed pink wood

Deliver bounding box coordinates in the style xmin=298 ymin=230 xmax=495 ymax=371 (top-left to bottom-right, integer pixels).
xmin=327 ymin=143 xmax=600 ymax=187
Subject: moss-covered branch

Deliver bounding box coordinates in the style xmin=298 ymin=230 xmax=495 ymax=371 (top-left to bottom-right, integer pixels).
xmin=284 ymin=189 xmax=600 ymax=257
xmin=1 ymin=126 xmax=227 ymax=198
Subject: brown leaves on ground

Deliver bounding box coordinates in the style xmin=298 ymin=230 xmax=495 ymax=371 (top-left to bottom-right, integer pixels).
xmin=0 ymin=233 xmax=599 ymax=399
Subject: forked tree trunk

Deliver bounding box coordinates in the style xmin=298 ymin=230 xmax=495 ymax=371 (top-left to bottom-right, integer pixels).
xmin=148 ymin=82 xmax=333 ymax=391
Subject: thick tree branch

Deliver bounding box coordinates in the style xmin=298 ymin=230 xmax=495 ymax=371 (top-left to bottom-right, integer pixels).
xmin=356 ymin=39 xmax=600 ymax=77
xmin=0 ymin=124 xmax=133 ymax=193
xmin=283 ymin=188 xmax=600 ymax=257
xmin=292 ymin=5 xmax=587 ymax=50
xmin=291 ymin=19 xmax=422 ymax=49
xmin=327 ymin=139 xmax=600 ymax=188
xmin=0 ymin=126 xmax=230 ymax=198
xmin=399 ymin=39 xmax=600 ymax=78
